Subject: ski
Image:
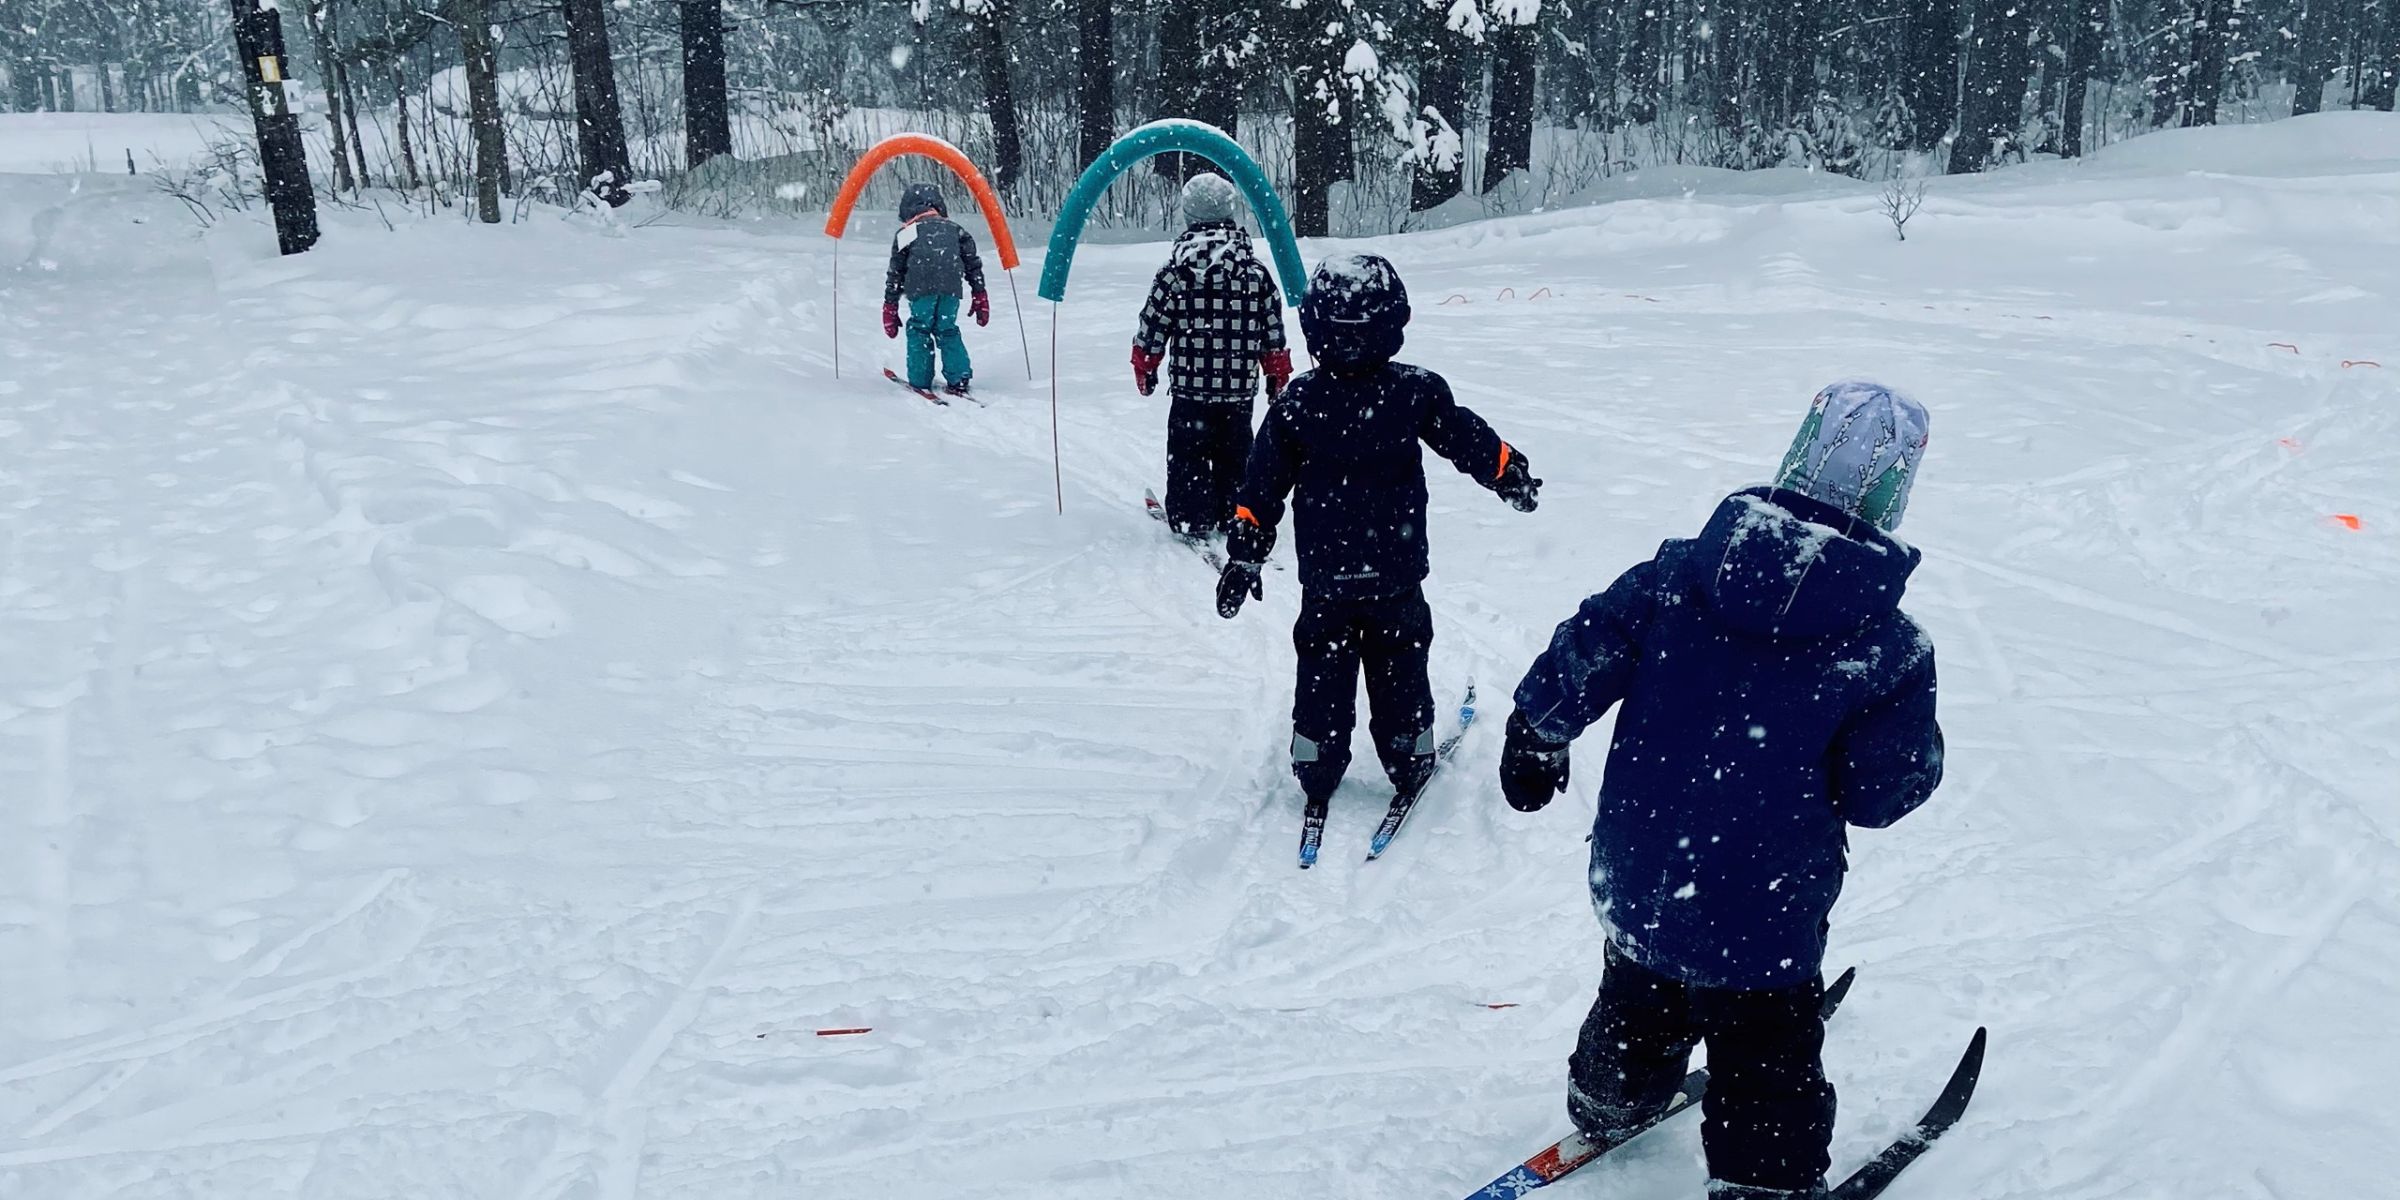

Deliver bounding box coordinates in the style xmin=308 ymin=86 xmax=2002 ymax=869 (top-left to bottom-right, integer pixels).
xmin=1365 ymin=684 xmax=1479 ymax=860
xmin=1460 ymin=966 xmax=1858 ymax=1200
xmin=883 ymin=368 xmax=949 ymax=406
xmin=1297 ymin=791 xmax=1330 ymax=869
xmin=1144 ymin=489 xmax=1227 ymax=570
xmin=1829 ymin=1027 xmax=1987 ymax=1200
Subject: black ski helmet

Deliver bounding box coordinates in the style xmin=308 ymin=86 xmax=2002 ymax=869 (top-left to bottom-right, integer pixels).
xmin=1298 ymin=253 xmax=1410 ymax=369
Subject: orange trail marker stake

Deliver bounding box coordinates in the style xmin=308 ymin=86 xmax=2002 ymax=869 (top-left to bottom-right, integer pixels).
xmin=2331 ymin=514 xmax=2363 ymax=531
xmin=2268 ymin=342 xmax=2300 ymax=353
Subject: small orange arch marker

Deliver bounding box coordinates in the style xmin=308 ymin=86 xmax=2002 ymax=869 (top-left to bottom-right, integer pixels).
xmin=1496 ymin=287 xmax=1517 ymax=300
xmin=2277 ymin=437 xmax=2302 ymax=451
xmin=2331 ymin=514 xmax=2364 ymax=531
xmin=1528 ymin=286 xmax=1554 ymax=300
xmin=2268 ymin=342 xmax=2300 ymax=353
xmin=1441 ymin=294 xmax=1471 ymax=305
xmin=2342 ymin=359 xmax=2382 ymax=369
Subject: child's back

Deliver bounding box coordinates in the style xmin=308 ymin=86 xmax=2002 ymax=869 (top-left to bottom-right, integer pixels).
xmin=1514 ymin=482 xmax=1940 ymax=988
xmin=1500 ymin=380 xmax=1940 ymax=1197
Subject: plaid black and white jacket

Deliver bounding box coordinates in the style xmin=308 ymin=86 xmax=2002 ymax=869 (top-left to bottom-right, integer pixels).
xmin=1133 ymin=222 xmax=1287 ymax=401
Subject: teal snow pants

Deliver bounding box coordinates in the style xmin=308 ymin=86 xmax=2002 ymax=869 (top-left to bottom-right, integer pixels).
xmin=906 ymin=294 xmax=971 ymax=389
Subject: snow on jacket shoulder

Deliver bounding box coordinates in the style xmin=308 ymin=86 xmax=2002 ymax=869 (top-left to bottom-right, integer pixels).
xmin=1510 ymin=486 xmax=1944 ymax=989
xmin=1231 ymin=362 xmax=1512 ymax=600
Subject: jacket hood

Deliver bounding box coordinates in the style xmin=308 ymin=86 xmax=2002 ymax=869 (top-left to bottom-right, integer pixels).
xmin=1683 ymin=487 xmax=1919 ymax=638
xmin=1169 ymin=221 xmax=1252 ymax=269
xmin=1299 ymin=253 xmax=1409 ymax=369
xmin=898 ymin=182 xmax=948 ymax=222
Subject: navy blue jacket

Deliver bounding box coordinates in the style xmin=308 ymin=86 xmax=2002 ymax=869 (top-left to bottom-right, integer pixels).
xmin=1512 ymin=487 xmax=1944 ymax=988
xmin=1231 ymin=362 xmax=1514 ymax=600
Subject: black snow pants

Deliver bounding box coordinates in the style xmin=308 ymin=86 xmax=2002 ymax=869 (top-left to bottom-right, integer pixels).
xmin=1164 ymin=392 xmax=1254 ymax=537
xmin=1289 ymin=585 xmax=1436 ymax=802
xmin=1568 ymin=942 xmax=1834 ymax=1196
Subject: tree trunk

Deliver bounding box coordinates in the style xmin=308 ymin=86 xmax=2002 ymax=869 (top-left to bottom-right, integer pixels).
xmin=393 ymin=64 xmax=422 ymax=189
xmin=1076 ymin=0 xmax=1114 ymax=168
xmin=2185 ymin=0 xmax=2230 ymax=125
xmin=1951 ymin=0 xmax=2033 ymax=173
xmin=1904 ymin=0 xmax=1961 ymax=152
xmin=1195 ymin=5 xmax=1240 ymax=138
xmin=229 ymin=0 xmax=321 ymax=253
xmin=1154 ymin=0 xmax=1201 ymax=177
xmin=562 ymin=0 xmax=634 ymax=205
xmin=450 ymin=0 xmax=504 ymax=222
xmin=8 ymin=58 xmax=41 ymax=111
xmin=1624 ymin=0 xmax=1661 ymax=125
xmin=2292 ymin=0 xmax=2330 ymax=116
xmin=301 ymin=0 xmax=356 ymax=191
xmin=1410 ymin=16 xmax=1466 ymax=213
xmin=1290 ymin=0 xmax=1352 ymax=235
xmin=338 ymin=50 xmax=372 ymax=187
xmin=2061 ymin=0 xmax=2105 ymax=155
xmin=2373 ymin=3 xmax=2400 ymax=110
xmin=1483 ymin=17 xmax=1538 ymax=191
xmin=975 ymin=0 xmax=1023 ymax=189
xmin=680 ymin=0 xmax=732 ymax=167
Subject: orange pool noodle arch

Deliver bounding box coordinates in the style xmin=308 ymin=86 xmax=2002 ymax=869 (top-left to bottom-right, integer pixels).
xmin=823 ymin=134 xmax=1020 ymax=272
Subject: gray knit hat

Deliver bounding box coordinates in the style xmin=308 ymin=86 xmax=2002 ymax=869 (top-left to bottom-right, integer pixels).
xmin=1181 ymin=173 xmax=1240 ymax=224
xmin=1773 ymin=379 xmax=1930 ymax=531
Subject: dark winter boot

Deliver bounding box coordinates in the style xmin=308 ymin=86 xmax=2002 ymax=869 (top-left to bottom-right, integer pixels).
xmin=1706 ymin=1182 xmax=1828 ymax=1200
xmin=1388 ymin=751 xmax=1436 ymax=798
xmin=944 ymin=380 xmax=973 ymax=398
xmin=1292 ymin=732 xmax=1345 ymax=805
xmin=1567 ymin=1079 xmax=1670 ymax=1143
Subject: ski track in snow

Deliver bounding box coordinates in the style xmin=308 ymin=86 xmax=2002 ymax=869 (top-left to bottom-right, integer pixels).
xmin=5 ymin=118 xmax=2400 ymax=1198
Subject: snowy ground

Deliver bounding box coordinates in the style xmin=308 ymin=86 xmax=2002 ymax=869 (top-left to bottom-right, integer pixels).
xmin=3 ymin=113 xmax=2396 ymax=1199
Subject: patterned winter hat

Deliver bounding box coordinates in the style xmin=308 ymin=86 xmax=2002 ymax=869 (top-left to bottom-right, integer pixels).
xmin=1181 ymin=173 xmax=1241 ymax=224
xmin=1773 ymin=379 xmax=1930 ymax=531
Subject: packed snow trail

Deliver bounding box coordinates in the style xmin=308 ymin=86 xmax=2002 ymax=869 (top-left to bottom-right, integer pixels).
xmin=4 ymin=115 xmax=2399 ymax=1199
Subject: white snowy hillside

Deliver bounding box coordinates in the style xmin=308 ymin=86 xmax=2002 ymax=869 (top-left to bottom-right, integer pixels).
xmin=3 ymin=112 xmax=2396 ymax=1200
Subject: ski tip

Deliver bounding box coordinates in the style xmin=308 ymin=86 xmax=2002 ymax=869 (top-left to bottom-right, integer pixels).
xmin=1820 ymin=965 xmax=1858 ymax=1017
xmin=1914 ymin=1027 xmax=1988 ymax=1137
xmin=1956 ymin=1027 xmax=1988 ymax=1087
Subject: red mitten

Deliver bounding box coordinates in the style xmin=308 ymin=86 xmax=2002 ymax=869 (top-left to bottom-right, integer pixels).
xmin=882 ymin=301 xmax=901 ymax=339
xmin=1131 ymin=346 xmax=1163 ymax=396
xmin=1261 ymin=349 xmax=1293 ymax=397
xmin=970 ymin=292 xmax=991 ymax=327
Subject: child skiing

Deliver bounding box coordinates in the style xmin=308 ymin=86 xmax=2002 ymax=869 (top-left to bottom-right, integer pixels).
xmin=1499 ymin=380 xmax=1944 ymax=1199
xmin=1132 ymin=173 xmax=1293 ymax=540
xmin=1217 ymin=253 xmax=1540 ymax=853
xmin=882 ymin=182 xmax=989 ymax=397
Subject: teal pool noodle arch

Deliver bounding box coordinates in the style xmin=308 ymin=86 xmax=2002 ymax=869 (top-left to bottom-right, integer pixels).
xmin=1036 ymin=120 xmax=1307 ymax=306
